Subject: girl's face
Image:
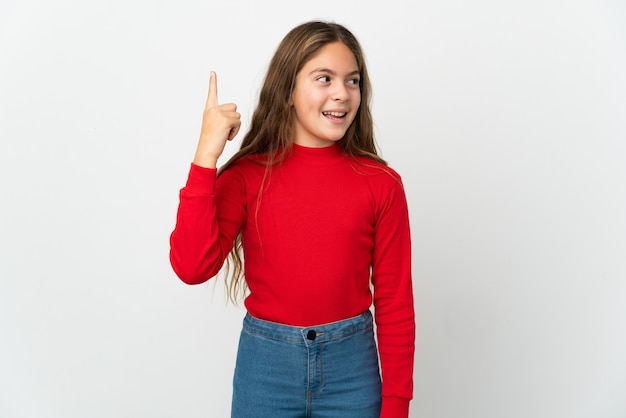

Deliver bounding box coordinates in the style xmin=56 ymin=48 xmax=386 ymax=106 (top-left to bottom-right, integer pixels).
xmin=291 ymin=42 xmax=361 ymax=148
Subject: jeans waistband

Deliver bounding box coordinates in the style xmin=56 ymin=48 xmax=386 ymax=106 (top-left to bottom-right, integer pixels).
xmin=242 ymin=310 xmax=373 ymax=345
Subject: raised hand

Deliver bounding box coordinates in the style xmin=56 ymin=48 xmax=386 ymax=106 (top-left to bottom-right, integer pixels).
xmin=193 ymin=71 xmax=241 ymax=168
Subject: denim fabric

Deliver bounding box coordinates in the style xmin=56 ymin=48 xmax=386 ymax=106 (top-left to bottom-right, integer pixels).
xmin=231 ymin=311 xmax=382 ymax=418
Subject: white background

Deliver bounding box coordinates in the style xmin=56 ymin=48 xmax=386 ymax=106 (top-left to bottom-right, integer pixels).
xmin=1 ymin=0 xmax=625 ymax=417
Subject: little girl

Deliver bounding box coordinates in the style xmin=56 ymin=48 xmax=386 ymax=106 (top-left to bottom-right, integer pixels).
xmin=170 ymin=21 xmax=415 ymax=418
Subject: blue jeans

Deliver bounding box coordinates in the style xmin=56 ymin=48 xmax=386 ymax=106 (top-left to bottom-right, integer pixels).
xmin=231 ymin=310 xmax=382 ymax=418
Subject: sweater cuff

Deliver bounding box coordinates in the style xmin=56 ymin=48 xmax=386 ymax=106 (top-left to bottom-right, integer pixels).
xmin=184 ymin=163 xmax=217 ymax=193
xmin=380 ymin=396 xmax=410 ymax=418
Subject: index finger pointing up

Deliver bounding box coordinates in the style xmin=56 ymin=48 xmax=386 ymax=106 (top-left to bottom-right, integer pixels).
xmin=206 ymin=71 xmax=218 ymax=108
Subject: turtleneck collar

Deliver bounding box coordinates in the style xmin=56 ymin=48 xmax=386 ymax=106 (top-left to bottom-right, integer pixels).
xmin=288 ymin=143 xmax=344 ymax=165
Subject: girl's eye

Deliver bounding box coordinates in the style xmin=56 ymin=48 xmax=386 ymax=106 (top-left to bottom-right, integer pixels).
xmin=318 ymin=76 xmax=331 ymax=83
xmin=348 ymin=78 xmax=360 ymax=85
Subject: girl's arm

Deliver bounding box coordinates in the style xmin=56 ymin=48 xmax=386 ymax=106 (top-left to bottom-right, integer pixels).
xmin=169 ymin=72 xmax=245 ymax=283
xmin=371 ymin=177 xmax=415 ymax=418
xmin=169 ymin=163 xmax=245 ymax=284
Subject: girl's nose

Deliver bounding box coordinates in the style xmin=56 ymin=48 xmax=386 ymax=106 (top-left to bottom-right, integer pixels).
xmin=332 ymin=83 xmax=349 ymax=101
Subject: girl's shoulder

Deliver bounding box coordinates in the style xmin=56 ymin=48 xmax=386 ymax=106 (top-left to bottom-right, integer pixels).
xmin=217 ymin=155 xmax=268 ymax=189
xmin=349 ymin=155 xmax=403 ymax=183
xmin=222 ymin=153 xmax=268 ymax=172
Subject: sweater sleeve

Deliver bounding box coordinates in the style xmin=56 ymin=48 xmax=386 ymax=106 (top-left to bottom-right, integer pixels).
xmin=371 ymin=176 xmax=415 ymax=418
xmin=169 ymin=163 xmax=246 ymax=284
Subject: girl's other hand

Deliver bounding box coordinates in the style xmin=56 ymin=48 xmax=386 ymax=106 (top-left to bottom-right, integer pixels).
xmin=193 ymin=71 xmax=241 ymax=168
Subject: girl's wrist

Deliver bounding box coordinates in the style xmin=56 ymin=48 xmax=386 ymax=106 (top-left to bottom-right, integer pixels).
xmin=192 ymin=152 xmax=219 ymax=169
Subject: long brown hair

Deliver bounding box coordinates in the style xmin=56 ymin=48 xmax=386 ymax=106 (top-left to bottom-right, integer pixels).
xmin=219 ymin=21 xmax=387 ymax=302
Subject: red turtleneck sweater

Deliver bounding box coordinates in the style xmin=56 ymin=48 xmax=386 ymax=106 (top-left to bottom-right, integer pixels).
xmin=170 ymin=144 xmax=415 ymax=417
